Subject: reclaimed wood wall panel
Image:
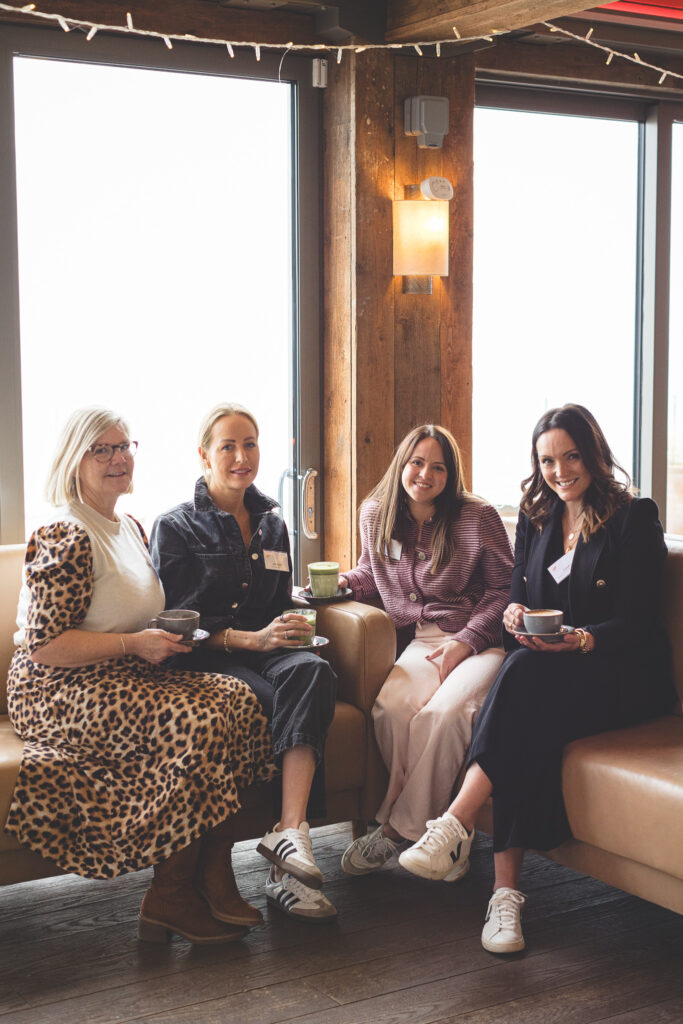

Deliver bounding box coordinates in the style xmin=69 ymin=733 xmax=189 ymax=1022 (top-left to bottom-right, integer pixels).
xmin=323 ymin=50 xmax=475 ymax=562
xmin=354 ymin=51 xmax=396 ymax=514
xmin=393 ymin=56 xmax=446 ymax=448
xmin=440 ymin=54 xmax=475 ymax=486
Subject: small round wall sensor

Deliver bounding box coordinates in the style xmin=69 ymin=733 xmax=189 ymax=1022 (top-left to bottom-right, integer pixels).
xmin=420 ymin=176 xmax=454 ymax=201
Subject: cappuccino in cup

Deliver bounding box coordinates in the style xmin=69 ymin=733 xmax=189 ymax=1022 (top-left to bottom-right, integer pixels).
xmin=523 ymin=609 xmax=563 ymax=634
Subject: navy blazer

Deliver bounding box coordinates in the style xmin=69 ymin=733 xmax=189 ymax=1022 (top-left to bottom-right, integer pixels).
xmin=505 ymin=497 xmax=675 ymax=719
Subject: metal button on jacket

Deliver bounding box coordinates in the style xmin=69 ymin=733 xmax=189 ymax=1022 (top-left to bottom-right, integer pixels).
xmin=409 ymin=592 xmax=417 ymax=602
xmin=417 ymin=551 xmax=426 ymax=561
xmin=251 ymin=553 xmax=259 ymax=560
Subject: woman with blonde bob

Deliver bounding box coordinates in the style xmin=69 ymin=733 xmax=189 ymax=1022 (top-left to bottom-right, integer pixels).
xmin=340 ymin=424 xmax=513 ymax=876
xmin=150 ymin=403 xmax=338 ymax=923
xmin=6 ymin=408 xmax=275 ymax=946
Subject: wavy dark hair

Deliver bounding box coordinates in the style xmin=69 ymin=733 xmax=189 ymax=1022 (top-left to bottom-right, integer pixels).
xmin=364 ymin=424 xmax=470 ymax=573
xmin=520 ymin=403 xmax=632 ymax=537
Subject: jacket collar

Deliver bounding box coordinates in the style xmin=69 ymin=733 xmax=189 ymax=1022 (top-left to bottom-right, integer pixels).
xmin=526 ymin=500 xmax=608 ymax=618
xmin=193 ymin=477 xmax=279 ymax=516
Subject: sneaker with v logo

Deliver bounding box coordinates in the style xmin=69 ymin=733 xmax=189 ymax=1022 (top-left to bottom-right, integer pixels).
xmin=257 ymin=822 xmax=323 ymax=889
xmin=398 ymin=812 xmax=473 ymax=882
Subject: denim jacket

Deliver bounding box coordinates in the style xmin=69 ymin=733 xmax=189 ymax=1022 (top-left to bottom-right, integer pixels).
xmin=150 ymin=478 xmax=292 ymax=635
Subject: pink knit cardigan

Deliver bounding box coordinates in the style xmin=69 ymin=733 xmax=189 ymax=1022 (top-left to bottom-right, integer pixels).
xmin=344 ymin=498 xmax=513 ymax=653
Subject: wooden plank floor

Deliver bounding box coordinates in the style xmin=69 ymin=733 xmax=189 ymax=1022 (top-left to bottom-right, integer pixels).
xmin=2 ymin=824 xmax=683 ymax=1024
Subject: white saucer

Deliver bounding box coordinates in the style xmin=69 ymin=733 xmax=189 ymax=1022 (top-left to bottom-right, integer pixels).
xmin=514 ymin=625 xmax=574 ymax=644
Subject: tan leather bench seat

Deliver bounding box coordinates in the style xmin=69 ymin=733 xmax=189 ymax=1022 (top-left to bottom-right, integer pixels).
xmin=563 ymin=716 xmax=683 ymax=881
xmin=0 ymin=718 xmax=24 ymax=854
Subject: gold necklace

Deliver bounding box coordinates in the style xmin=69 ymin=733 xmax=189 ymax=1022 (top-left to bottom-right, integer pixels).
xmin=564 ymin=510 xmax=584 ymax=553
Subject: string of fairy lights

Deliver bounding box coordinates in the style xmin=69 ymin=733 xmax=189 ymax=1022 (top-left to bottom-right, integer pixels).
xmin=1 ymin=1 xmax=682 ymax=87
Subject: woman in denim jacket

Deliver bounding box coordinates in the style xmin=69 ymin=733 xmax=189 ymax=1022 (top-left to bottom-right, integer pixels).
xmin=151 ymin=403 xmax=338 ymax=923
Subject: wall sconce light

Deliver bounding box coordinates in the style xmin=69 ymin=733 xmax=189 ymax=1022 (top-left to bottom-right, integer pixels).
xmin=393 ymin=177 xmax=453 ymax=294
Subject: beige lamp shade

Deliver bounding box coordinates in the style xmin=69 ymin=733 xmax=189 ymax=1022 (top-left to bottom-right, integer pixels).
xmin=393 ymin=199 xmax=449 ymax=276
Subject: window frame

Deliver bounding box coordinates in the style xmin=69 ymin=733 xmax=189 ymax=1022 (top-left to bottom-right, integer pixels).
xmin=475 ymin=80 xmax=683 ymax=529
xmin=0 ymin=25 xmax=322 ymax=573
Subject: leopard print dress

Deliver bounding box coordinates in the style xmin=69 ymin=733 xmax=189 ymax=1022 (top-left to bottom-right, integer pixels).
xmin=5 ymin=522 xmax=275 ymax=879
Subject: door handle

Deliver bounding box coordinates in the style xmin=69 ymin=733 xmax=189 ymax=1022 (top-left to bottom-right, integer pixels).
xmin=277 ymin=467 xmax=296 ymax=514
xmin=300 ymin=468 xmax=318 ymax=540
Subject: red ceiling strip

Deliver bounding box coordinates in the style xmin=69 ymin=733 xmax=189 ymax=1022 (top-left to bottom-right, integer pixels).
xmin=598 ymin=0 xmax=683 ymax=18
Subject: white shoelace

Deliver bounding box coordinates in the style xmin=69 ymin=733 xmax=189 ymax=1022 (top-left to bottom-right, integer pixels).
xmin=414 ymin=816 xmax=463 ymax=852
xmin=284 ymin=825 xmax=315 ymax=863
xmin=278 ymin=872 xmax=315 ymax=901
xmin=490 ymin=888 xmax=525 ymax=929
xmin=364 ymin=829 xmax=398 ymax=859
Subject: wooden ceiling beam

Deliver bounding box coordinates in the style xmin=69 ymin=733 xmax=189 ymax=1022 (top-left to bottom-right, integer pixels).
xmin=386 ymin=0 xmax=594 ymax=42
xmin=0 ymin=0 xmax=318 ymax=45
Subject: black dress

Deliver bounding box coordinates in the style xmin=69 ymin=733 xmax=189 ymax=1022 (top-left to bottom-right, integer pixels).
xmin=467 ymin=498 xmax=675 ymax=853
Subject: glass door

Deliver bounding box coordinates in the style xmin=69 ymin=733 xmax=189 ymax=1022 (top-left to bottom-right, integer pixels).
xmin=0 ymin=28 xmax=322 ymax=578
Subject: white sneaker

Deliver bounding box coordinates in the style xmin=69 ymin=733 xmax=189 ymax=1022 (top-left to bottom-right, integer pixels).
xmin=481 ymin=887 xmax=526 ymax=953
xmin=398 ymin=813 xmax=473 ymax=882
xmin=341 ymin=825 xmax=400 ymax=876
xmin=257 ymin=822 xmax=323 ymax=889
xmin=265 ymin=869 xmax=337 ymax=922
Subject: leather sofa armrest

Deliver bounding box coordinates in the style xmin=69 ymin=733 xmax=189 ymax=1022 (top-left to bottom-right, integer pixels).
xmin=314 ymin=600 xmax=396 ymax=713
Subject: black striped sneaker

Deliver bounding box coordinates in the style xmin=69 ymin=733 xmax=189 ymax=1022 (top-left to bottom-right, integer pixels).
xmin=399 ymin=813 xmax=473 ymax=882
xmin=257 ymin=822 xmax=323 ymax=889
xmin=265 ymin=868 xmax=337 ymax=922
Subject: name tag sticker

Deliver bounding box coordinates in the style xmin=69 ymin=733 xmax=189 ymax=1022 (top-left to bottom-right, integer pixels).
xmin=263 ymin=550 xmax=289 ymax=572
xmin=389 ymin=539 xmax=403 ymax=561
xmin=547 ymin=547 xmax=575 ymax=584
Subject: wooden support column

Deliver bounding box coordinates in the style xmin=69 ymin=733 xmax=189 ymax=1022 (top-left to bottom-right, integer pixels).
xmin=323 ymin=50 xmax=475 ymax=564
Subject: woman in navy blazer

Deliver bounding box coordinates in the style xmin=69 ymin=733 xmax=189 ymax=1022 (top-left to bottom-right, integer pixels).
xmin=398 ymin=404 xmax=675 ymax=954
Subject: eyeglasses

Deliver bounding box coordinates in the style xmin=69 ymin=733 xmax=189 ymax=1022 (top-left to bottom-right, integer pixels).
xmin=87 ymin=441 xmax=139 ymax=463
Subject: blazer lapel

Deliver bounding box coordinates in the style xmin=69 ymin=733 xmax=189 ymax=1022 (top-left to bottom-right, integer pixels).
xmin=569 ymin=526 xmax=607 ymax=623
xmin=525 ymin=505 xmax=560 ymax=607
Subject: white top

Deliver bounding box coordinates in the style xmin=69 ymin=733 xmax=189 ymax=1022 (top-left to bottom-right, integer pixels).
xmin=15 ymin=502 xmax=165 ymax=644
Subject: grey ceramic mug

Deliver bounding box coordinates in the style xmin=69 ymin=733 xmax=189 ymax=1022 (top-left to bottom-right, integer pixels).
xmin=148 ymin=608 xmax=200 ymax=641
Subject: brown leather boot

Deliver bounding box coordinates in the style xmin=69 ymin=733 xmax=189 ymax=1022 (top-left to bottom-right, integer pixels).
xmin=197 ymin=821 xmax=263 ymax=927
xmin=138 ymin=840 xmax=249 ymax=944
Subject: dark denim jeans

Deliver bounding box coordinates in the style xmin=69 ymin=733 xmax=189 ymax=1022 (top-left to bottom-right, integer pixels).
xmin=182 ymin=646 xmax=337 ymax=820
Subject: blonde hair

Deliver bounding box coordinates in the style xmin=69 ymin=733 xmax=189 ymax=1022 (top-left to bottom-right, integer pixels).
xmin=197 ymin=402 xmax=259 ymax=482
xmin=45 ymin=407 xmax=132 ymax=507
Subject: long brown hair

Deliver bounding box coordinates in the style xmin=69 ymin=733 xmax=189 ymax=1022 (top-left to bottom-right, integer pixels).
xmin=364 ymin=424 xmax=469 ymax=572
xmin=520 ymin=404 xmax=632 ymax=537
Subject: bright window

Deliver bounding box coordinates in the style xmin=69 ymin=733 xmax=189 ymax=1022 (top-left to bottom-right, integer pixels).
xmin=13 ymin=57 xmax=294 ymax=538
xmin=473 ymin=104 xmax=639 ymax=510
xmin=667 ymin=122 xmax=683 ymax=535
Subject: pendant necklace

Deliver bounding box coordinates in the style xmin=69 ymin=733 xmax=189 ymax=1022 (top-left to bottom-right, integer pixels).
xmin=564 ymin=510 xmax=584 ymax=554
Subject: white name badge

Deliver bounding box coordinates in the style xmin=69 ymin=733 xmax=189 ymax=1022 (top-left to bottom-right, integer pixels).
xmin=547 ymin=547 xmax=575 ymax=584
xmin=389 ymin=539 xmax=403 ymax=561
xmin=263 ymin=549 xmax=289 ymax=572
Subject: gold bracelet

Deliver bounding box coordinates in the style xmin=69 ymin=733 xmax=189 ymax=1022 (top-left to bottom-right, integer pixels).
xmin=223 ymin=627 xmax=233 ymax=653
xmin=119 ymin=635 xmax=126 ymax=656
xmin=575 ymin=628 xmax=592 ymax=654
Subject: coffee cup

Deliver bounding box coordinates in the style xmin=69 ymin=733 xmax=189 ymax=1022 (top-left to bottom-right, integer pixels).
xmin=523 ymin=609 xmax=563 ymax=634
xmin=308 ymin=561 xmax=340 ymax=599
xmin=148 ymin=608 xmax=200 ymax=642
xmin=282 ymin=608 xmax=317 ymax=646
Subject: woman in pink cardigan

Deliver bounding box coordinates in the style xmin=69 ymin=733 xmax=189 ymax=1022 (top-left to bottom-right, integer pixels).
xmin=340 ymin=424 xmax=512 ymax=878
